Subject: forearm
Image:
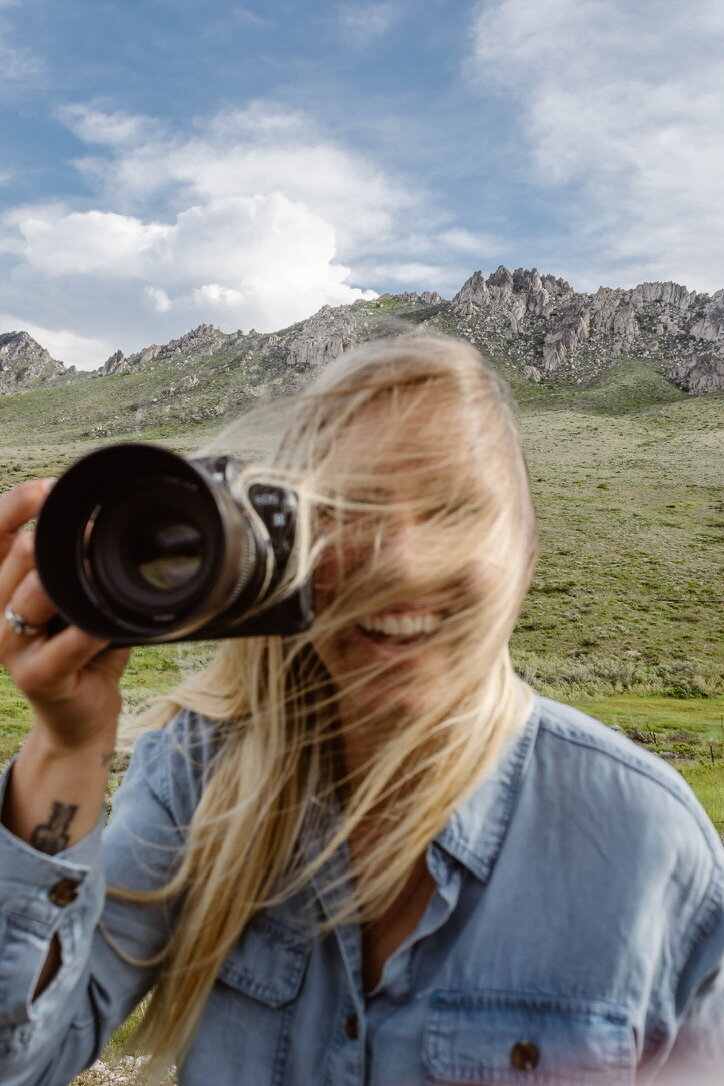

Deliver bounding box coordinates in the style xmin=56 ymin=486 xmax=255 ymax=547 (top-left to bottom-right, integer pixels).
xmin=1 ymin=724 xmax=114 ymax=852
xmin=0 ymin=727 xmax=173 ymax=1079
xmin=0 ymin=727 xmax=114 ymax=999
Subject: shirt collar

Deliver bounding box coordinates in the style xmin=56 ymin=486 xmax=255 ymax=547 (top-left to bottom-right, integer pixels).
xmin=433 ymin=695 xmax=541 ymax=883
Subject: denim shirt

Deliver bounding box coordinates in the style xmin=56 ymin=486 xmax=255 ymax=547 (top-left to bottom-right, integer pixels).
xmin=0 ymin=696 xmax=721 ymax=1086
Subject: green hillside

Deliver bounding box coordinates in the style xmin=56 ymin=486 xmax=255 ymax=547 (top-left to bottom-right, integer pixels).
xmin=1 ymin=356 xmax=722 ymax=829
xmin=1 ymin=356 xmax=720 ymax=691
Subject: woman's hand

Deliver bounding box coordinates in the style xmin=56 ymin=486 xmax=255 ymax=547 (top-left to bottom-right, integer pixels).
xmin=0 ymin=479 xmax=131 ymax=852
xmin=0 ymin=479 xmax=130 ymax=750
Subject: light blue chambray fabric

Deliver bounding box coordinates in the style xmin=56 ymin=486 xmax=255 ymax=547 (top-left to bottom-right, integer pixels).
xmin=0 ymin=696 xmax=721 ymax=1086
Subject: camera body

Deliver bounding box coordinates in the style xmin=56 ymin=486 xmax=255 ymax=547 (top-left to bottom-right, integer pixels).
xmin=35 ymin=443 xmax=314 ymax=646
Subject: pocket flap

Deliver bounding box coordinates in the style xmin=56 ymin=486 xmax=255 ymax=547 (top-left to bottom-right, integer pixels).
xmin=424 ymin=991 xmax=635 ymax=1084
xmin=218 ymin=914 xmax=309 ymax=1008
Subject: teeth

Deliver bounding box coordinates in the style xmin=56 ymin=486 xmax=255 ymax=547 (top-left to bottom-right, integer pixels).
xmin=358 ymin=612 xmax=441 ymax=637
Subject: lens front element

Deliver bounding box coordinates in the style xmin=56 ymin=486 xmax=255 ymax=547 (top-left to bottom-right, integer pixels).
xmin=131 ymin=516 xmax=206 ymax=591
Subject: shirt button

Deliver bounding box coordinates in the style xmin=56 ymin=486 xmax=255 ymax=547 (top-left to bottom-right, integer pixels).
xmin=510 ymin=1040 xmax=540 ymax=1071
xmin=344 ymin=1013 xmax=359 ymax=1040
xmin=49 ymin=878 xmax=79 ymax=907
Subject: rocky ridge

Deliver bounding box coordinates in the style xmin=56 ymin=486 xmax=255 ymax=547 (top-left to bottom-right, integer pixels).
xmin=450 ymin=268 xmax=724 ymax=393
xmin=2 ymin=270 xmax=723 ymax=398
xmin=0 ymin=331 xmax=68 ymax=394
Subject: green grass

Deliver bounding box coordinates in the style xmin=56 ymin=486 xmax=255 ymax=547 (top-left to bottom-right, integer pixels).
xmin=567 ymin=693 xmax=724 ymax=735
xmin=510 ymin=388 xmax=723 ymax=681
xmin=105 ymin=1001 xmax=146 ymax=1056
xmin=567 ymin=694 xmax=724 ymax=830
xmin=676 ymin=763 xmax=724 ymax=826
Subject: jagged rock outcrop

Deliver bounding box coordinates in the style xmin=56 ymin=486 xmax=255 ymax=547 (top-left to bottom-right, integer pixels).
xmin=163 ymin=324 xmax=225 ymax=358
xmin=633 ymin=281 xmax=691 ymax=309
xmin=689 ymin=291 xmax=724 ymax=344
xmin=453 ymin=271 xmax=489 ymax=312
xmin=287 ymin=305 xmax=368 ymax=370
xmin=542 ymin=310 xmax=591 ymax=372
xmin=487 ymin=265 xmax=514 ymax=302
xmin=128 ymin=344 xmax=162 ymax=367
xmin=668 ymin=355 xmax=724 ymax=394
xmin=102 ymin=349 xmax=130 ymax=376
xmin=450 ymin=267 xmax=724 ymax=391
xmin=0 ymin=331 xmax=66 ymax=393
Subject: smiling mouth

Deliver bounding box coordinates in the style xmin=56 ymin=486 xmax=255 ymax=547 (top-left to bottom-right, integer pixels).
xmin=356 ymin=611 xmax=442 ymax=643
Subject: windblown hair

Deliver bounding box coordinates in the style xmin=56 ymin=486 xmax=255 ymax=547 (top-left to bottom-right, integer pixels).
xmin=121 ymin=334 xmax=539 ymax=1075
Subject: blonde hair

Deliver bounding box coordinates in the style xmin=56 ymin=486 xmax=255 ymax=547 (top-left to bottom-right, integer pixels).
xmin=121 ymin=334 xmax=539 ymax=1075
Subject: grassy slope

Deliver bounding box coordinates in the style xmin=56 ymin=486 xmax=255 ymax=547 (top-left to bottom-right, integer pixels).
xmin=512 ymin=364 xmax=722 ymax=691
xmin=0 ymin=358 xmax=722 ymax=815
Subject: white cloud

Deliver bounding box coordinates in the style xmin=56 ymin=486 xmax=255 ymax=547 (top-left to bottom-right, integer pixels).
xmin=18 ymin=209 xmax=171 ymax=276
xmin=336 ymin=2 xmax=400 ymax=45
xmin=0 ymin=23 xmax=41 ymax=83
xmin=228 ymin=5 xmax=271 ymax=29
xmin=437 ymin=228 xmax=500 ymax=257
xmin=470 ymin=0 xmax=724 ymax=292
xmin=146 ymin=286 xmax=171 ymax=313
xmin=61 ymin=102 xmax=414 ymax=258
xmin=0 ymin=190 xmax=378 ymax=367
xmin=363 ymin=261 xmax=450 ymax=283
xmin=4 ymin=98 xmax=508 ymax=368
xmin=0 ymin=0 xmax=41 ymax=85
xmin=0 ymin=41 xmax=39 ymax=80
xmin=57 ymin=104 xmax=163 ymax=149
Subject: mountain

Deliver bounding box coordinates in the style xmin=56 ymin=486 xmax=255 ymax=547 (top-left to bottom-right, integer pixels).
xmin=0 ymin=331 xmax=69 ymax=394
xmin=2 ymin=268 xmax=723 ymax=405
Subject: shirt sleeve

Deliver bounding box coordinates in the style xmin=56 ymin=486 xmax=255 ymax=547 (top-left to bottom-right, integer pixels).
xmin=655 ymin=844 xmax=724 ymax=1085
xmin=0 ymin=726 xmax=187 ymax=1086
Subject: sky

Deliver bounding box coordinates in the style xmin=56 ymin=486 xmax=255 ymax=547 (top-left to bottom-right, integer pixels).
xmin=0 ymin=0 xmax=722 ymax=369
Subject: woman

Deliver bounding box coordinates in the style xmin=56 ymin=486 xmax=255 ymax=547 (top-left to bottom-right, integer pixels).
xmin=0 ymin=336 xmax=721 ymax=1085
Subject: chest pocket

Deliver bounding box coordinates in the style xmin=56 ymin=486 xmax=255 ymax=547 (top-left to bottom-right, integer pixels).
xmin=218 ymin=912 xmax=309 ymax=1007
xmin=214 ymin=912 xmax=306 ymax=1003
xmin=184 ymin=912 xmax=310 ymax=1086
xmin=423 ymin=991 xmax=636 ymax=1085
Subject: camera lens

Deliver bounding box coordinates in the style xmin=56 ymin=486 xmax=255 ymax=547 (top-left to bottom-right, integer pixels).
xmin=34 ymin=442 xmax=313 ymax=645
xmin=131 ymin=517 xmax=206 ymax=591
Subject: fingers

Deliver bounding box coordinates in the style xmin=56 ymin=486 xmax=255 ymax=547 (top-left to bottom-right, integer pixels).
xmin=8 ymin=621 xmax=112 ymax=702
xmin=4 ymin=569 xmax=56 ymax=629
xmin=0 ymin=479 xmax=54 ymax=559
xmin=0 ymin=532 xmax=41 ymax=612
xmin=0 ymin=478 xmax=55 ymax=613
xmin=42 ymin=624 xmax=111 ymax=674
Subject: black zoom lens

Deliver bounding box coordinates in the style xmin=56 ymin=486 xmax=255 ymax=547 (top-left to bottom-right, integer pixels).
xmin=35 ymin=444 xmax=268 ymax=644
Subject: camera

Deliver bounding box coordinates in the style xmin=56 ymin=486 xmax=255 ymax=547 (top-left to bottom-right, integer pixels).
xmin=35 ymin=443 xmax=314 ymax=645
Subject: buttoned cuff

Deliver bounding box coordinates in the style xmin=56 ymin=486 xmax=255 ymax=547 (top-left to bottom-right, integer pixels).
xmin=0 ymin=760 xmax=105 ymax=1027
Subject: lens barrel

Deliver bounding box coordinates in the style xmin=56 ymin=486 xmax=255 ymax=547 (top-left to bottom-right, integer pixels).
xmin=35 ymin=443 xmax=268 ymax=644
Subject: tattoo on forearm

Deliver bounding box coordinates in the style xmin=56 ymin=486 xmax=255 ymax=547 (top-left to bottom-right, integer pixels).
xmin=30 ymin=801 xmax=79 ymax=855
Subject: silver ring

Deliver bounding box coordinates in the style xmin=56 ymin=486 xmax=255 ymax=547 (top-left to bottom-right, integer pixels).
xmin=4 ymin=604 xmax=45 ymax=637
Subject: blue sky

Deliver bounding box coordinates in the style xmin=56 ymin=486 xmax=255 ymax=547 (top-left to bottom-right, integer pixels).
xmin=1 ymin=0 xmax=722 ymax=368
